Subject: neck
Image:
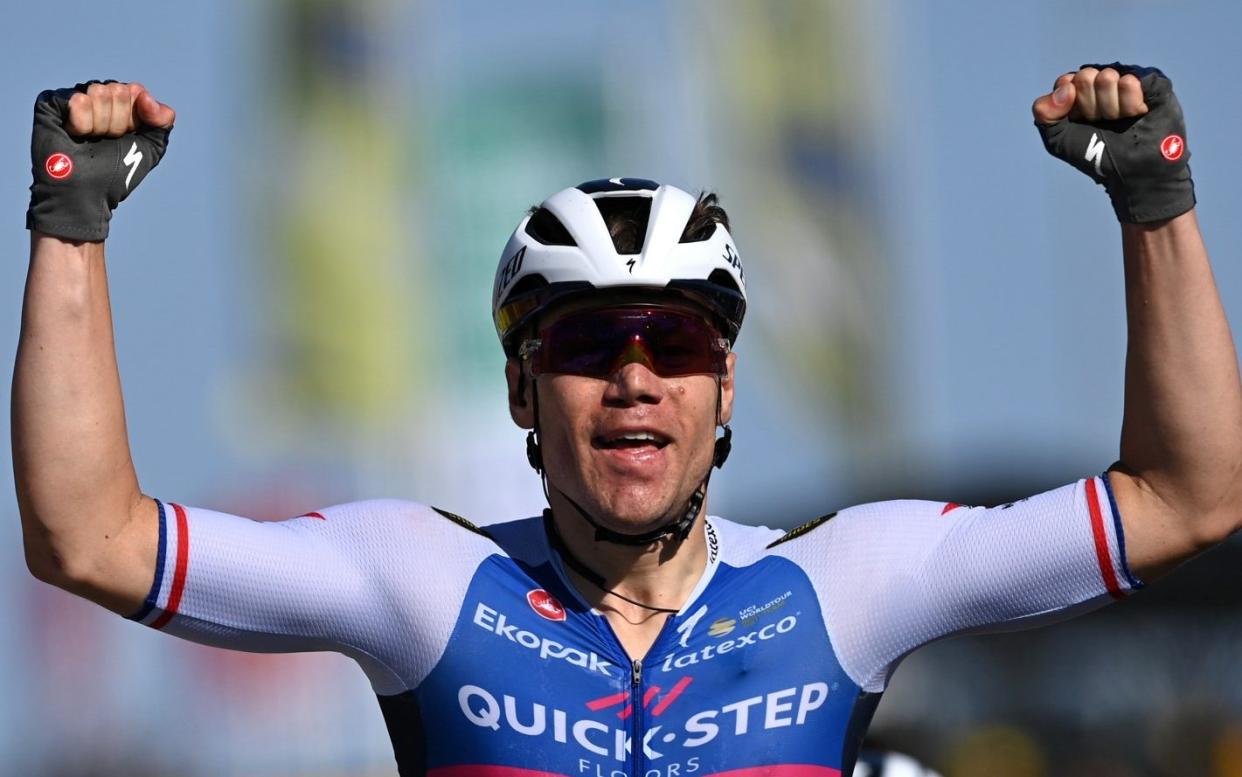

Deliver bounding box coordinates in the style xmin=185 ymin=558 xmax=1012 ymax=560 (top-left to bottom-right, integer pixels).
xmin=546 ymin=489 xmax=710 ymax=618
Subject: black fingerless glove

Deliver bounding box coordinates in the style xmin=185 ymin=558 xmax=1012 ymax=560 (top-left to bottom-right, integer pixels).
xmin=1037 ymin=64 xmax=1194 ymax=223
xmin=26 ymin=82 xmax=172 ymax=241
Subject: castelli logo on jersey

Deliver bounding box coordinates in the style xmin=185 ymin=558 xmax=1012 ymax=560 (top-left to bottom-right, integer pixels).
xmin=1160 ymin=134 xmax=1185 ymax=161
xmin=527 ymin=589 xmax=566 ymax=621
xmin=45 ymin=153 xmax=73 ymax=180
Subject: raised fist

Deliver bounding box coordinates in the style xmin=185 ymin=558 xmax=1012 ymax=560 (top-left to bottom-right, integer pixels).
xmin=27 ymin=81 xmax=175 ymax=242
xmin=1033 ymin=64 xmax=1194 ymax=223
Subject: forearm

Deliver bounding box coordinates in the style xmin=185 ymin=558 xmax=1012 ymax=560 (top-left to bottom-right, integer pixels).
xmin=12 ymin=233 xmax=150 ymax=594
xmin=1116 ymin=209 xmax=1242 ymax=543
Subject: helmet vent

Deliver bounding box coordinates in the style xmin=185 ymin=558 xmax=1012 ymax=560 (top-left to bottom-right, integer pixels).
xmin=525 ymin=208 xmax=577 ymax=246
xmin=505 ymin=273 xmax=548 ymax=299
xmin=679 ymin=192 xmax=730 ymax=243
xmin=594 ymin=196 xmax=652 ymax=255
xmin=707 ymin=269 xmax=741 ymax=293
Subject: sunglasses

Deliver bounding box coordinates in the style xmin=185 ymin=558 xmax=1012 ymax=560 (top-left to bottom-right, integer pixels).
xmin=520 ymin=307 xmax=730 ymax=379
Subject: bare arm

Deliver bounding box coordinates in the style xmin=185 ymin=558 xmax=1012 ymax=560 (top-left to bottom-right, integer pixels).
xmin=12 ymin=82 xmax=174 ymax=613
xmin=1109 ymin=212 xmax=1242 ymax=579
xmin=1033 ymin=67 xmax=1242 ymax=580
xmin=13 ymin=235 xmax=156 ymax=612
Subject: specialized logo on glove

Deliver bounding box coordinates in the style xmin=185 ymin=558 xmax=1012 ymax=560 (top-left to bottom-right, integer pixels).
xmin=26 ymin=81 xmax=172 ymax=241
xmin=1037 ymin=63 xmax=1195 ymax=223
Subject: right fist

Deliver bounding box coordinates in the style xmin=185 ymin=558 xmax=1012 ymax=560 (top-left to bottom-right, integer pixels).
xmin=1033 ymin=64 xmax=1194 ymax=224
xmin=26 ymin=80 xmax=175 ymax=242
xmin=64 ymin=81 xmax=175 ymax=139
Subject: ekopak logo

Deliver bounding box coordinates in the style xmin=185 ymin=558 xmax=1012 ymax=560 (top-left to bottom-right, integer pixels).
xmin=527 ymin=589 xmax=566 ymax=621
xmin=1160 ymin=134 xmax=1185 ymax=161
xmin=45 ymin=153 xmax=73 ymax=180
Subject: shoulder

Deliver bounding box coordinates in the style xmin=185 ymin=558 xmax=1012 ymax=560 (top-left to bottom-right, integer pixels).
xmin=705 ymin=515 xmax=783 ymax=565
xmin=766 ymin=499 xmax=953 ymax=545
xmin=301 ymin=498 xmax=508 ymax=554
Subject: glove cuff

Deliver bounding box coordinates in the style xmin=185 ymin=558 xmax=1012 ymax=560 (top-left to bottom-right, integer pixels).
xmin=26 ymin=194 xmax=111 ymax=242
xmin=1108 ymin=175 xmax=1196 ymax=224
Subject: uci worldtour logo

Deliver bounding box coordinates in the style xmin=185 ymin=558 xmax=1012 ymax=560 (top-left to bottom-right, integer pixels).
xmin=737 ymin=590 xmax=793 ymax=627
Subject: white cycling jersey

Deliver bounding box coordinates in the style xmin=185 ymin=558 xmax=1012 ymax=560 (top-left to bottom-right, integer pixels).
xmin=126 ymin=475 xmax=1139 ymax=776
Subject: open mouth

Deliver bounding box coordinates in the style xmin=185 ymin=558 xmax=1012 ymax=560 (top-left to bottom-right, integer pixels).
xmin=592 ymin=431 xmax=671 ymax=450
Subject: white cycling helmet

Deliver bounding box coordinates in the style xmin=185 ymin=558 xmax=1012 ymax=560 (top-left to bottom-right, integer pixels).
xmin=493 ymin=177 xmax=748 ymax=357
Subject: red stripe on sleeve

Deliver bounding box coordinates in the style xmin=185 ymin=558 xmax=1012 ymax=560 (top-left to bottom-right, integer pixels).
xmin=1085 ymin=478 xmax=1124 ymax=600
xmin=150 ymin=503 xmax=191 ymax=629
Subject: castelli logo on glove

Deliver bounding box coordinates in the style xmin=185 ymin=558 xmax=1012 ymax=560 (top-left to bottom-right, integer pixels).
xmin=527 ymin=589 xmax=566 ymax=621
xmin=1160 ymin=134 xmax=1185 ymax=161
xmin=45 ymin=153 xmax=73 ymax=180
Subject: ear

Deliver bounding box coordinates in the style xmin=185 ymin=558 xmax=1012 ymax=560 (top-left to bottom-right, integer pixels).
xmin=719 ymin=351 xmax=737 ymax=425
xmin=506 ymin=358 xmax=535 ymax=429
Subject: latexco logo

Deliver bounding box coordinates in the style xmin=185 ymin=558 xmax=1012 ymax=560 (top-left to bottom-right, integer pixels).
xmin=473 ymin=602 xmax=613 ymax=677
xmin=660 ymin=614 xmax=798 ymax=672
xmin=527 ymin=589 xmax=566 ymax=621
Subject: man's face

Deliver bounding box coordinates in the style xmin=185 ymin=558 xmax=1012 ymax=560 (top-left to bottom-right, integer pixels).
xmin=506 ymin=301 xmax=736 ymax=532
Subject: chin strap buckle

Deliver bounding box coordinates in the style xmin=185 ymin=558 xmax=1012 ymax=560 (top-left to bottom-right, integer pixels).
xmin=526 ymin=431 xmax=543 ymax=474
xmin=712 ymin=425 xmax=732 ymax=469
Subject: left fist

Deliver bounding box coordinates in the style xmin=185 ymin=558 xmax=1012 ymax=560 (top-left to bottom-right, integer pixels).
xmin=1033 ymin=63 xmax=1194 ymax=224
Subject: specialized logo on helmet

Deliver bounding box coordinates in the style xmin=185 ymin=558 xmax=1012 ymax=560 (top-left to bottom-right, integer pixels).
xmin=528 ymin=589 xmax=567 ymax=621
xmin=1160 ymin=134 xmax=1185 ymax=161
xmin=722 ymin=244 xmax=744 ymax=280
xmin=497 ymin=246 xmax=526 ymax=298
xmin=45 ymin=153 xmax=73 ymax=180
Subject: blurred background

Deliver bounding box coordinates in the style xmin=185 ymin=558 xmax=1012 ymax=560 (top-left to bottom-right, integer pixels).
xmin=3 ymin=1 xmax=1241 ymax=775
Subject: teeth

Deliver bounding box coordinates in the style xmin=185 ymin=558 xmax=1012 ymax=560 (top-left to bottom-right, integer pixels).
xmin=599 ymin=431 xmax=665 ymax=447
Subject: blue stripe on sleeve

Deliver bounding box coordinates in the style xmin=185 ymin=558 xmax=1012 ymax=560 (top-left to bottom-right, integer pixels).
xmin=1101 ymin=472 xmax=1144 ymax=590
xmin=125 ymin=498 xmax=168 ymax=622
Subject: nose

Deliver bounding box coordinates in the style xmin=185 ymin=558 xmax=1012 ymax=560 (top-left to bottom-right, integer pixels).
xmin=603 ymin=360 xmax=665 ymax=406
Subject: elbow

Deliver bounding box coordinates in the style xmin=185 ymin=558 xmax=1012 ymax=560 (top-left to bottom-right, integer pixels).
xmin=22 ymin=534 xmax=96 ymax=592
xmin=24 ymin=540 xmax=71 ymax=588
xmin=1189 ymin=519 xmax=1235 ymax=551
xmin=1186 ymin=500 xmax=1242 ymax=550
xmin=1200 ymin=463 xmax=1242 ymax=546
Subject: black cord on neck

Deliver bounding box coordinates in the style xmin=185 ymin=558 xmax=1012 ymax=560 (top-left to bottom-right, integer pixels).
xmin=543 ymin=510 xmax=680 ymax=614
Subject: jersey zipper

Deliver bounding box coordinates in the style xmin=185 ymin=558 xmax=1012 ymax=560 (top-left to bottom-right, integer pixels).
xmin=630 ymin=658 xmax=643 ymax=776
xmin=596 ymin=612 xmax=677 ymax=776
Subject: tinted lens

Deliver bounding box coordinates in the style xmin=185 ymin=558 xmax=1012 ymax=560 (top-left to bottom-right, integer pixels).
xmin=529 ymin=308 xmax=728 ymax=378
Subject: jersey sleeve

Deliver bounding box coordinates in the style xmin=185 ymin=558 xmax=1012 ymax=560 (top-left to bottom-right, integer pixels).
xmin=772 ymin=475 xmax=1142 ymax=693
xmin=124 ymin=498 xmax=496 ymax=694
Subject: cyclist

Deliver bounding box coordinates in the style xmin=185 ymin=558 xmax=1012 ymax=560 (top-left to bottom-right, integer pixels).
xmin=15 ymin=65 xmax=1241 ymax=776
